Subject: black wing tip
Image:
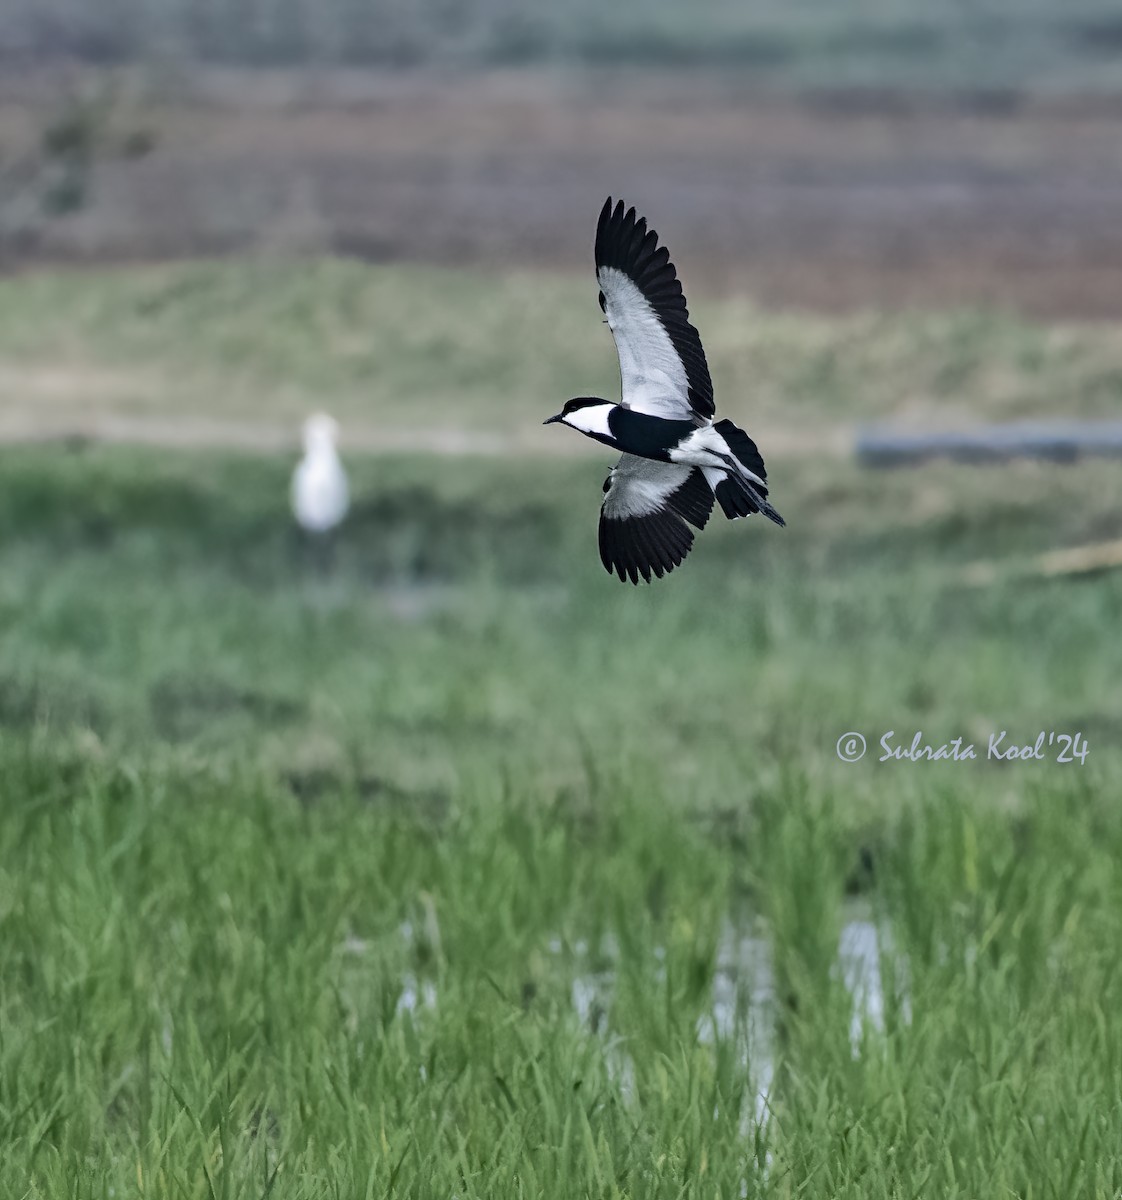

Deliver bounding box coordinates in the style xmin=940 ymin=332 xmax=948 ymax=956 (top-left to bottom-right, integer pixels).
xmin=595 ymin=197 xmax=614 ymax=264
xmin=602 ymin=558 xmax=651 ymax=586
xmin=599 ymin=196 xmax=629 ymax=222
xmin=598 ymin=510 xmax=694 ymax=585
xmin=595 ymin=196 xmax=652 ymax=270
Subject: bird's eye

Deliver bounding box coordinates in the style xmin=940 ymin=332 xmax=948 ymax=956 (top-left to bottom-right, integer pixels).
xmin=598 ymin=291 xmax=606 ymax=313
xmin=602 ymin=477 xmax=611 ymax=493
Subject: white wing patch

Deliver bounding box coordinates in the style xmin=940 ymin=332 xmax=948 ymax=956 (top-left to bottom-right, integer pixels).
xmin=602 ymin=454 xmax=693 ymax=519
xmin=598 ymin=266 xmax=695 ymax=422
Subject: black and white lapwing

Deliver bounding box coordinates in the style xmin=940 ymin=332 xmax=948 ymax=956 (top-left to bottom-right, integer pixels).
xmin=544 ymin=198 xmax=784 ymax=583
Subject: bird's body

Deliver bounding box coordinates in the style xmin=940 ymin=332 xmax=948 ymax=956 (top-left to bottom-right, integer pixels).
xmin=292 ymin=414 xmax=349 ymax=535
xmin=544 ymin=197 xmax=783 ymax=583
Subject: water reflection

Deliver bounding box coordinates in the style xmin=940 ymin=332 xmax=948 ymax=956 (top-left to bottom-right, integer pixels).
xmin=365 ymin=903 xmax=902 ymax=1124
xmin=560 ymin=904 xmax=901 ymax=1126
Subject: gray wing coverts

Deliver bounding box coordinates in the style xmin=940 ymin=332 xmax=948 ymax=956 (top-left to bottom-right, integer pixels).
xmin=598 ymin=455 xmax=714 ymax=584
xmin=595 ymin=197 xmax=714 ymax=421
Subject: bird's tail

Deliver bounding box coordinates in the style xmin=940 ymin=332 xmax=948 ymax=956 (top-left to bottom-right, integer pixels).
xmin=713 ymin=472 xmax=785 ymax=526
xmin=711 ymin=419 xmax=785 ymax=527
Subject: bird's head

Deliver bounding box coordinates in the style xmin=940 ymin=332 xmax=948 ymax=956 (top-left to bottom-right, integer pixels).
xmin=302 ymin=413 xmax=340 ymax=452
xmin=543 ymin=397 xmax=611 ymax=431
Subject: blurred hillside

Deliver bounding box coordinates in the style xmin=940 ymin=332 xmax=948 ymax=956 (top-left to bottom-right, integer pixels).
xmin=3 ymin=1 xmax=1122 ymax=314
xmin=2 ymin=69 xmax=1122 ymax=316
xmin=4 ymin=0 xmax=1122 ymax=96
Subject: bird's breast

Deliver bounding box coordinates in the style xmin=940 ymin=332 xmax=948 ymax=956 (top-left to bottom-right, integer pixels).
xmin=607 ymin=409 xmax=697 ymax=461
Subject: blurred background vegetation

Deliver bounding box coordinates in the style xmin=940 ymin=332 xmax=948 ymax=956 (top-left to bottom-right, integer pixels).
xmin=3 ymin=0 xmax=1122 ymax=93
xmin=2 ymin=3 xmax=1122 ymax=1195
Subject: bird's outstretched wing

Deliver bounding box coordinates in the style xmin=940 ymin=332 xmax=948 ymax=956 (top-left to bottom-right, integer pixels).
xmin=595 ymin=197 xmax=714 ymax=423
xmin=598 ymin=454 xmax=714 ymax=584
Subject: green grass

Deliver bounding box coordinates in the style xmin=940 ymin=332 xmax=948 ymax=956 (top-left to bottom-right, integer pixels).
xmin=1 ymin=437 xmax=1120 ymax=1195
xmin=3 ymin=259 xmax=1122 ymax=441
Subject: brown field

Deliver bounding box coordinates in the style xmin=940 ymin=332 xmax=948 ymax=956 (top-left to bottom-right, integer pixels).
xmin=4 ymin=69 xmax=1122 ymax=317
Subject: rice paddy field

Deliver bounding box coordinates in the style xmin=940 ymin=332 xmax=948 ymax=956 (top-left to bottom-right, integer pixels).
xmin=0 ymin=252 xmax=1120 ymax=1197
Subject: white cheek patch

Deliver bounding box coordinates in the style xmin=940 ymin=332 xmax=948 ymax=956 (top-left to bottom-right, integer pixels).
xmin=565 ymin=405 xmax=615 ymax=438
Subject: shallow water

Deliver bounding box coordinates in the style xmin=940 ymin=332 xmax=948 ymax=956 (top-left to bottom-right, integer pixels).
xmin=560 ymin=903 xmax=897 ymax=1126
xmin=380 ymin=903 xmax=898 ymax=1122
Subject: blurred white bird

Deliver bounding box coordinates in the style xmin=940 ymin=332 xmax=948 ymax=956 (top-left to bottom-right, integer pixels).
xmin=292 ymin=414 xmax=349 ymax=536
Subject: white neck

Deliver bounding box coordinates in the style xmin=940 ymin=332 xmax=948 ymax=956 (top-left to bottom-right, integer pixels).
xmin=563 ymin=403 xmax=616 ymax=438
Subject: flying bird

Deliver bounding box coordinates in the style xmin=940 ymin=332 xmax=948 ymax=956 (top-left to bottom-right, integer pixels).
xmin=544 ymin=197 xmax=783 ymax=583
xmin=292 ymin=413 xmax=349 ymax=536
